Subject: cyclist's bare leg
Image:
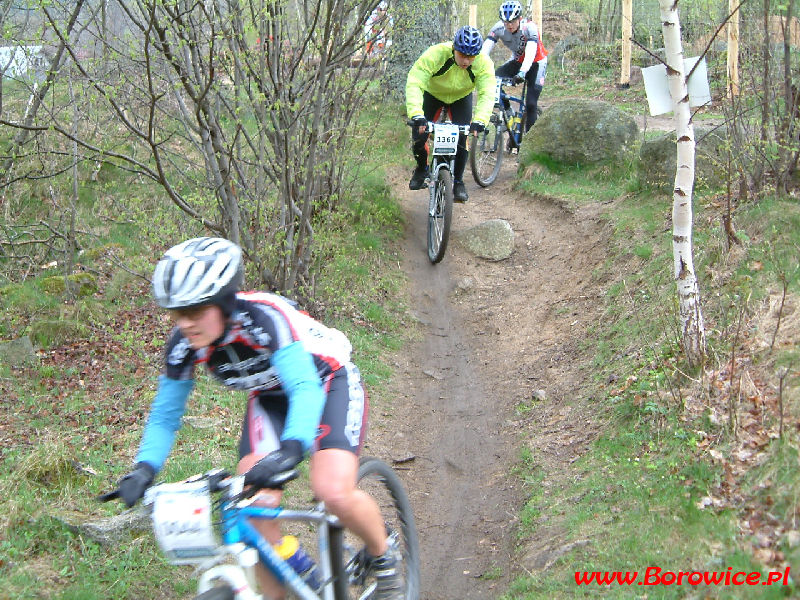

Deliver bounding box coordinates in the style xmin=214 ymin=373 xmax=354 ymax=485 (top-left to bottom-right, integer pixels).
xmin=310 ymin=448 xmax=389 ymax=557
xmin=238 ymin=452 xmax=286 ymax=600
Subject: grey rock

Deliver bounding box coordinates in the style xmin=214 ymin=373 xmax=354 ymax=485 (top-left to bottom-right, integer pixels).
xmin=521 ymin=99 xmax=638 ymax=165
xmin=0 ymin=336 xmax=39 ymax=367
xmin=74 ymin=510 xmax=151 ymax=546
xmin=455 ymin=219 xmax=514 ymax=261
xmin=638 ymin=125 xmax=729 ymax=189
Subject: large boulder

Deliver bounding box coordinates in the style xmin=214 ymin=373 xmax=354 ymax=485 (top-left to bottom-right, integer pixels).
xmin=0 ymin=335 xmax=39 ymax=367
xmin=520 ymin=99 xmax=639 ymax=166
xmin=39 ymin=272 xmax=98 ymax=297
xmin=454 ymin=219 xmax=514 ymax=261
xmin=638 ymin=125 xmax=729 ymax=189
xmin=28 ymin=319 xmax=89 ymax=348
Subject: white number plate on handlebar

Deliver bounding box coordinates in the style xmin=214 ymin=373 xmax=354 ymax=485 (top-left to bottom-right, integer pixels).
xmin=432 ymin=123 xmax=460 ymax=155
xmin=494 ymin=77 xmax=503 ymax=105
xmin=150 ymin=480 xmax=220 ymax=565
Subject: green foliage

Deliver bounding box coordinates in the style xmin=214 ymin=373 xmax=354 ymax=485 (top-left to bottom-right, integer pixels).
xmin=506 ymin=50 xmax=799 ymax=597
xmin=517 ymin=158 xmax=638 ymax=204
xmin=38 ymin=273 xmax=98 ymax=297
xmin=0 ymin=95 xmax=412 ymax=600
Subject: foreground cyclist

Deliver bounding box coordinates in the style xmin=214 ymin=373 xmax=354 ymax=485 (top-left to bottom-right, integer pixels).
xmin=481 ymin=0 xmax=548 ymax=131
xmin=110 ymin=237 xmax=403 ymax=600
xmin=406 ymin=25 xmax=495 ymax=203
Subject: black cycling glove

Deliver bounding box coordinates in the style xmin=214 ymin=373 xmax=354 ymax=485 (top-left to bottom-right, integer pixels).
xmin=117 ymin=462 xmax=156 ymax=508
xmin=513 ymin=73 xmax=526 ymax=85
xmin=470 ymin=122 xmax=485 ymax=134
xmin=244 ymin=440 xmax=304 ymax=490
xmin=410 ymin=115 xmax=427 ymax=130
xmin=410 ymin=116 xmax=429 ymax=142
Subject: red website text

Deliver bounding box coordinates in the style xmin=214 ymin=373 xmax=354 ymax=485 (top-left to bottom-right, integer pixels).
xmin=575 ymin=566 xmax=791 ymax=587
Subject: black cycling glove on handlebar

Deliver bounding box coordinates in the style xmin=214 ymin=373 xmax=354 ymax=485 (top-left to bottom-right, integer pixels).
xmin=513 ymin=73 xmax=526 ymax=85
xmin=244 ymin=439 xmax=304 ymax=490
xmin=410 ymin=115 xmax=427 ymax=130
xmin=118 ymin=462 xmax=156 ymax=508
xmin=470 ymin=122 xmax=485 ymax=134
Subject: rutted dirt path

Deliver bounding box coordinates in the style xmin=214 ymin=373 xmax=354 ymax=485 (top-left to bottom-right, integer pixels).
xmin=364 ymin=160 xmax=614 ymax=598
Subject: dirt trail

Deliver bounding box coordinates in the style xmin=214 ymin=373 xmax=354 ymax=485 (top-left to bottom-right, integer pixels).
xmin=363 ymin=160 xmax=613 ymax=598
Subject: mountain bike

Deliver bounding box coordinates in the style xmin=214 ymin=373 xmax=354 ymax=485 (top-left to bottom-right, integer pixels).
xmin=409 ymin=119 xmax=471 ymax=264
xmin=469 ymin=77 xmax=527 ymax=187
xmin=100 ymin=457 xmax=420 ymax=600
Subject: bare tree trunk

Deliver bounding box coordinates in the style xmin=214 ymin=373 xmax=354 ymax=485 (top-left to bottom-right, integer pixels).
xmin=620 ymin=0 xmax=632 ymax=86
xmin=761 ymin=0 xmax=771 ymax=146
xmin=727 ymin=0 xmax=740 ymax=97
xmin=659 ymin=0 xmax=706 ymax=367
xmin=779 ymin=0 xmax=798 ymax=190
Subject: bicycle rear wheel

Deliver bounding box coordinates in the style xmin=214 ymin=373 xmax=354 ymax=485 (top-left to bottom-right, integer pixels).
xmin=331 ymin=457 xmax=420 ymax=600
xmin=470 ymin=119 xmax=504 ymax=187
xmin=427 ymin=168 xmax=453 ymax=264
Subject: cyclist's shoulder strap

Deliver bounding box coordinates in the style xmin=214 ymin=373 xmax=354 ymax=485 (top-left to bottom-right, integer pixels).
xmin=432 ymin=55 xmax=455 ymax=77
xmin=432 ymin=53 xmax=475 ymax=83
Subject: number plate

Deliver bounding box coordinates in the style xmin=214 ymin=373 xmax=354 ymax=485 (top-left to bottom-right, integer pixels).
xmin=494 ymin=77 xmax=502 ymax=105
xmin=150 ymin=480 xmax=220 ymax=564
xmin=432 ymin=123 xmax=460 ymax=155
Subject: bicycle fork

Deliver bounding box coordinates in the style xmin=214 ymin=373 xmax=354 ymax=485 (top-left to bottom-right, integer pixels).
xmin=428 ymin=159 xmax=454 ymax=216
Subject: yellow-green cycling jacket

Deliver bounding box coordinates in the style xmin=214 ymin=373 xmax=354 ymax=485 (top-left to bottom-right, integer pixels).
xmin=405 ymin=42 xmax=495 ymax=125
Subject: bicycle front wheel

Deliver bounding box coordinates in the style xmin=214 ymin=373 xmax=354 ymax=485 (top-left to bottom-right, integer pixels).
xmin=194 ymin=585 xmax=235 ymax=600
xmin=470 ymin=122 xmax=505 ymax=187
xmin=427 ymin=168 xmax=453 ymax=264
xmin=331 ymin=457 xmax=420 ymax=600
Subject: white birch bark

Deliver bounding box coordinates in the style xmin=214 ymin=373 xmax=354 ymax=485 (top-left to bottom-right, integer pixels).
xmin=659 ymin=0 xmax=706 ymax=366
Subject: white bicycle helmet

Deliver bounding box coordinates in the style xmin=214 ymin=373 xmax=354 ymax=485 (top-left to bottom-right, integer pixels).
xmin=152 ymin=237 xmax=243 ymax=310
xmin=499 ymin=0 xmax=523 ymax=22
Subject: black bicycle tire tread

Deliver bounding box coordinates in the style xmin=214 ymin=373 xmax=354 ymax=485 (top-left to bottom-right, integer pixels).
xmin=357 ymin=457 xmax=421 ymax=600
xmin=470 ymin=123 xmax=504 ymax=187
xmin=427 ymin=168 xmax=453 ymax=264
xmin=193 ymin=585 xmax=236 ymax=600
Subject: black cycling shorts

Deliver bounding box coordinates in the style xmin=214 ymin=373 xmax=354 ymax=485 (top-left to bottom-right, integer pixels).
xmin=238 ymin=362 xmax=369 ymax=458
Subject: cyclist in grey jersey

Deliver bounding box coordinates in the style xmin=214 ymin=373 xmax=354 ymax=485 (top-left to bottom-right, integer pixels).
xmin=482 ymin=0 xmax=548 ymax=131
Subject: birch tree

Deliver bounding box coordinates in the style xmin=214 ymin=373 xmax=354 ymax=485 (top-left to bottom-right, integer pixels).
xmin=659 ymin=0 xmax=706 ymax=366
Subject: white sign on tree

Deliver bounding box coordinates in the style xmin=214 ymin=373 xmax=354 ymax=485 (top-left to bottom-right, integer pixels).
xmin=642 ymin=56 xmax=712 ymax=116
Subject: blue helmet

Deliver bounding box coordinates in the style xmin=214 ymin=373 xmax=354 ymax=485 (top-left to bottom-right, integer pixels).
xmin=453 ymin=26 xmax=483 ymax=56
xmin=499 ymin=0 xmax=522 ymax=22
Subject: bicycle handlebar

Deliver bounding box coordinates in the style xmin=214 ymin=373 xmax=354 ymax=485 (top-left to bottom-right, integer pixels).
xmin=406 ymin=119 xmax=471 ymax=132
xmin=98 ymin=467 xmax=300 ymax=505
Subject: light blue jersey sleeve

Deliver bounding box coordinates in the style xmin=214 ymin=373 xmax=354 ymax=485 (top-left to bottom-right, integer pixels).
xmin=271 ymin=341 xmax=326 ymax=452
xmin=135 ymin=375 xmax=194 ymax=471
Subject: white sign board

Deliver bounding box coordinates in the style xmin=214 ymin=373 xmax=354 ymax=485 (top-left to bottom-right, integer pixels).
xmin=0 ymin=45 xmax=43 ymax=79
xmin=642 ymin=56 xmax=712 ymax=116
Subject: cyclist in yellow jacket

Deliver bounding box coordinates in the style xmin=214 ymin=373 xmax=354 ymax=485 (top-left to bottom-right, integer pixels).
xmin=406 ymin=26 xmax=495 ymax=202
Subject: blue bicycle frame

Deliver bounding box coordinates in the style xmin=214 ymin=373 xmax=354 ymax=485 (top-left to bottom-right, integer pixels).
xmin=221 ymin=499 xmax=341 ymax=600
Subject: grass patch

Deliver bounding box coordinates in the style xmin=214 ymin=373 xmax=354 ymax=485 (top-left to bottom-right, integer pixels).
xmin=506 ymin=69 xmax=798 ymax=596
xmin=0 ymin=94 xmax=413 ymax=598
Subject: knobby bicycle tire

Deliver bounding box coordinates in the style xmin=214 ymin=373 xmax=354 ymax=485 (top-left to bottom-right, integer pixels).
xmin=470 ymin=120 xmax=505 ymax=187
xmin=330 ymin=457 xmax=420 ymax=600
xmin=427 ymin=168 xmax=453 ymax=264
xmin=194 ymin=585 xmax=235 ymax=600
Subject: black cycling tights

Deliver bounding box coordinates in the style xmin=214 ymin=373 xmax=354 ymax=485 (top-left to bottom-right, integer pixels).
xmin=495 ymin=60 xmax=543 ymax=132
xmin=411 ymin=91 xmax=472 ymax=182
